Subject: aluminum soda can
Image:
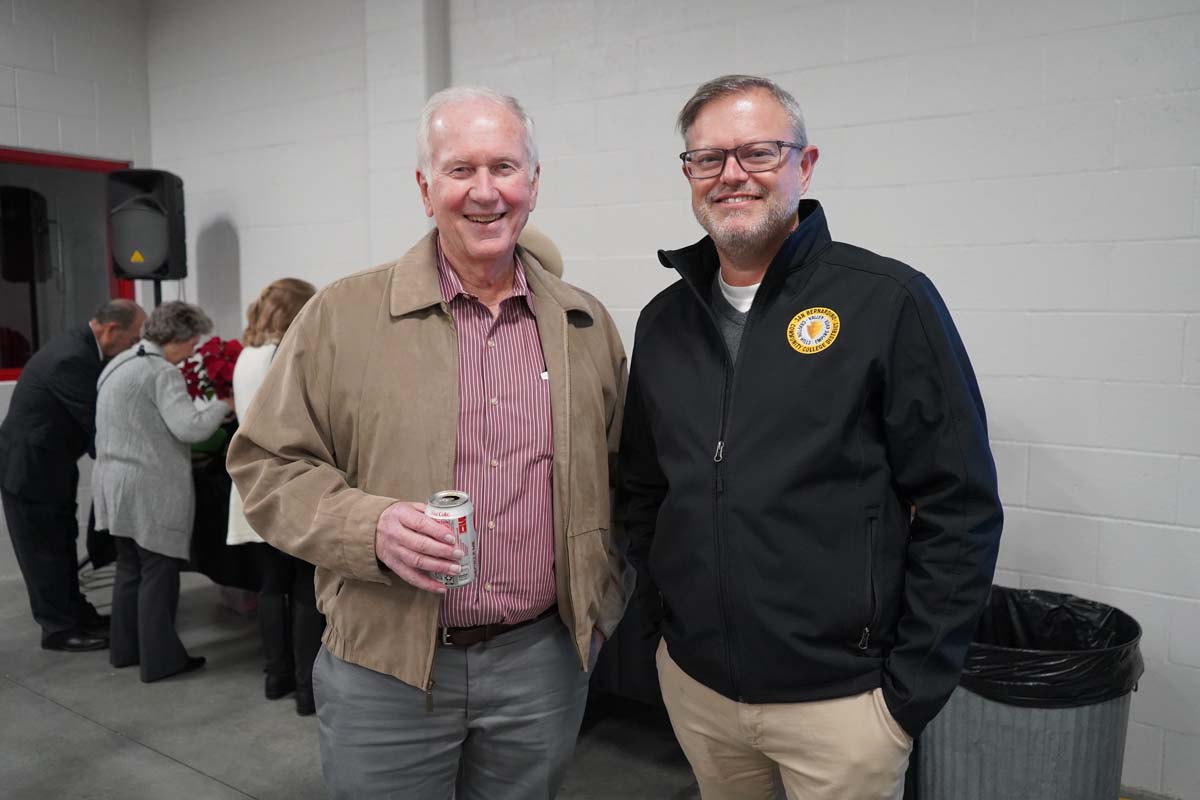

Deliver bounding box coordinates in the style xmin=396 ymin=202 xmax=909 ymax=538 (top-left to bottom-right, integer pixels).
xmin=424 ymin=490 xmax=476 ymax=588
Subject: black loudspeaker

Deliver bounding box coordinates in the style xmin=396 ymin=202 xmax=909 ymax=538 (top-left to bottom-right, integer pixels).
xmin=108 ymin=169 xmax=186 ymax=279
xmin=0 ymin=186 xmax=51 ymax=283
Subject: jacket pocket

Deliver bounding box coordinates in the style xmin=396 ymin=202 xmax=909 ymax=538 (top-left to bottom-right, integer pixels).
xmin=567 ymin=527 xmax=609 ymax=631
xmin=856 ymin=508 xmax=880 ymax=652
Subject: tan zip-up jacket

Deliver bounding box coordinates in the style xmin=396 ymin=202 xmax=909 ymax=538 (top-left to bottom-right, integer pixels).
xmin=226 ymin=230 xmax=632 ymax=690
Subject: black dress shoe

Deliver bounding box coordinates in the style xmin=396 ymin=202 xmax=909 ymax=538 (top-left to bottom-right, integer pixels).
xmin=42 ymin=632 xmax=109 ymax=652
xmin=179 ymin=655 xmax=207 ymax=676
xmin=82 ymin=614 xmax=111 ymax=637
xmin=145 ymin=655 xmax=207 ymax=683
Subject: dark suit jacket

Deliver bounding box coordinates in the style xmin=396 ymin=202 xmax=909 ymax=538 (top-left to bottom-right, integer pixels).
xmin=0 ymin=325 xmax=103 ymax=505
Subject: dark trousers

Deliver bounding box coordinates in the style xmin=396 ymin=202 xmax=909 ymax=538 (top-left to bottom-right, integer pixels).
xmin=1 ymin=487 xmax=92 ymax=644
xmin=259 ymin=545 xmax=325 ymax=696
xmin=110 ymin=537 xmax=191 ymax=682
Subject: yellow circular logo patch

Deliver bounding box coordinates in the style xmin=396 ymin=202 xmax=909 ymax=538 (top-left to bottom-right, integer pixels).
xmin=787 ymin=307 xmax=840 ymax=354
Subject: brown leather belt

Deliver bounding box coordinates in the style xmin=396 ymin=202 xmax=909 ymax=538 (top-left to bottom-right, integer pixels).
xmin=438 ymin=605 xmax=557 ymax=648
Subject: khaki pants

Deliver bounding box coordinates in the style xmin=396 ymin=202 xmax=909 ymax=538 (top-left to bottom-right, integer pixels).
xmin=657 ymin=640 xmax=911 ymax=800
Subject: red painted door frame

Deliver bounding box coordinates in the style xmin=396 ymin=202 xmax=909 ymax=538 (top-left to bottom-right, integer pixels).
xmin=0 ymin=146 xmax=134 ymax=381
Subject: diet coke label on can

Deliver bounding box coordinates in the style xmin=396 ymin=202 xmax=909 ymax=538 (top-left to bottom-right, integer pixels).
xmin=424 ymin=490 xmax=476 ymax=588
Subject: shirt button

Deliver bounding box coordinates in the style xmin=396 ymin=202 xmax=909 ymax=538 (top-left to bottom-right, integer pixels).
xmin=485 ymin=582 xmax=493 ymax=592
xmin=489 ymin=458 xmax=498 ymax=467
xmin=486 ymin=339 xmax=496 ymax=348
xmin=489 ymin=397 xmax=498 ymax=406
xmin=487 ymin=520 xmax=496 ymax=530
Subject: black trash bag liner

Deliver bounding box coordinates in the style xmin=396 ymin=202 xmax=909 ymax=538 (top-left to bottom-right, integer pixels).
xmin=959 ymin=586 xmax=1144 ymax=708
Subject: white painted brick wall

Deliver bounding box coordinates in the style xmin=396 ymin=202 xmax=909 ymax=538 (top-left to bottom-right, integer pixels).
xmin=365 ymin=0 xmax=430 ymax=265
xmin=1098 ymin=520 xmax=1200 ymax=598
xmin=16 ymin=1 xmax=1177 ymax=794
xmin=974 ymin=0 xmax=1124 ymax=41
xmin=1185 ymin=316 xmax=1200 ymax=383
xmin=0 ymin=0 xmax=147 ymax=161
xmin=1028 ymin=314 xmax=1184 ymax=382
xmin=442 ymin=5 xmax=1200 ymax=791
xmin=1179 ymin=458 xmax=1200 ymax=527
xmin=980 ymin=377 xmax=1103 ymax=446
xmin=146 ymin=0 xmax=373 ymax=335
xmin=1132 ymin=664 xmax=1200 ymax=738
xmin=996 ymin=508 xmax=1100 ymax=582
xmin=0 ymin=0 xmax=151 ymax=580
xmin=1028 ymin=446 xmax=1179 ymax=523
xmin=1165 ymin=731 xmax=1200 ymax=798
xmin=1043 ymin=14 xmax=1200 ymax=103
xmin=1125 ymin=720 xmax=1167 ymax=794
xmin=1169 ymin=599 xmax=1200 ymax=669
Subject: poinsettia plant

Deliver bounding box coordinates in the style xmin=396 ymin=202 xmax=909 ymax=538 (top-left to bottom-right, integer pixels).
xmin=180 ymin=336 xmax=242 ymax=400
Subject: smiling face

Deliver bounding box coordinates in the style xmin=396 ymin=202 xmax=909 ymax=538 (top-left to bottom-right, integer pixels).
xmin=685 ymin=88 xmax=817 ymax=265
xmin=416 ymin=98 xmax=539 ymax=273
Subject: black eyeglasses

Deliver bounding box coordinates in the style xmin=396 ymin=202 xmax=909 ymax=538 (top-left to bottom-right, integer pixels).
xmin=679 ymin=140 xmax=804 ymax=179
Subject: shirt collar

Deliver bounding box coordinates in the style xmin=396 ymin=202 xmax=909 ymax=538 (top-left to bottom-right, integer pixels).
xmin=88 ymin=325 xmax=104 ymax=361
xmin=435 ymin=235 xmax=530 ymax=307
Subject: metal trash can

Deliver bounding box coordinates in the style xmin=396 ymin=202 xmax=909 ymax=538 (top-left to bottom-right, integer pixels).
xmin=917 ymin=587 xmax=1144 ymax=800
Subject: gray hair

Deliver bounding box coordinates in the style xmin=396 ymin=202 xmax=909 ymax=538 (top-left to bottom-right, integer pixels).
xmin=93 ymin=298 xmax=141 ymax=329
xmin=142 ymin=301 xmax=213 ymax=346
xmin=416 ymin=86 xmax=539 ymax=177
xmin=677 ymin=74 xmax=808 ymax=148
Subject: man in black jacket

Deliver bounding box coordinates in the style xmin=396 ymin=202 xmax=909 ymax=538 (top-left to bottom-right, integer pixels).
xmin=616 ymin=75 xmax=1003 ymax=800
xmin=0 ymin=299 xmax=144 ymax=651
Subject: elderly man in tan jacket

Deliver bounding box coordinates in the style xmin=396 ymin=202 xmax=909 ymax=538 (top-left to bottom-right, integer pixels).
xmin=227 ymin=87 xmax=631 ymax=800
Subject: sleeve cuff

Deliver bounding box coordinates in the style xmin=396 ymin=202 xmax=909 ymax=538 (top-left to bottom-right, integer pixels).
xmin=341 ymin=494 xmax=399 ymax=583
xmin=882 ymin=683 xmax=926 ymax=740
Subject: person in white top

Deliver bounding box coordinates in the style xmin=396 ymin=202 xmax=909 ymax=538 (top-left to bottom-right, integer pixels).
xmin=226 ymin=278 xmax=320 ymax=715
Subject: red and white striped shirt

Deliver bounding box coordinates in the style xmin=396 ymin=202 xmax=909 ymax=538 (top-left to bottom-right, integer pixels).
xmin=436 ymin=241 xmax=556 ymax=627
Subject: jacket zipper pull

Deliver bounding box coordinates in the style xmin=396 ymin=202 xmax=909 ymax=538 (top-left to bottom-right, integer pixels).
xmin=713 ymin=440 xmax=725 ymax=463
xmin=425 ymin=680 xmax=434 ymax=712
xmin=858 ymin=627 xmax=870 ymax=651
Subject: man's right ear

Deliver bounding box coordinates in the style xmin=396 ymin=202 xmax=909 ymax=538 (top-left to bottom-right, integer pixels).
xmin=415 ymin=169 xmax=434 ymax=218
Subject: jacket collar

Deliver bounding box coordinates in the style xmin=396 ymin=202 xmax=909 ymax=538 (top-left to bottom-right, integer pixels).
xmin=388 ymin=229 xmax=592 ymax=320
xmin=658 ymin=199 xmax=832 ymax=294
xmin=74 ymin=324 xmax=103 ymax=363
xmin=135 ymin=339 xmax=165 ymax=357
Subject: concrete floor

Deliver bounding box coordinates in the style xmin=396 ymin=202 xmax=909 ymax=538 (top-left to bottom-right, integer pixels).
xmin=0 ymin=566 xmax=699 ymax=800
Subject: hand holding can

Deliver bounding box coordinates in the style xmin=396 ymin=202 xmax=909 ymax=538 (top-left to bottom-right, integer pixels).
xmin=424 ymin=490 xmax=477 ymax=588
xmin=374 ymin=501 xmax=466 ymax=594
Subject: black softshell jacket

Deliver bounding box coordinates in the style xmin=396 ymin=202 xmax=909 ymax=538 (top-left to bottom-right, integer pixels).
xmin=616 ymin=200 xmax=1003 ymax=737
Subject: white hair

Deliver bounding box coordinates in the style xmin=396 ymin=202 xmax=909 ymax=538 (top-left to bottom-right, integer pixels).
xmin=416 ymin=86 xmax=539 ymax=177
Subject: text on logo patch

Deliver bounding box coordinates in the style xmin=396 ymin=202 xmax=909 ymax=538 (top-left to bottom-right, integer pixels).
xmin=786 ymin=307 xmax=840 ymax=354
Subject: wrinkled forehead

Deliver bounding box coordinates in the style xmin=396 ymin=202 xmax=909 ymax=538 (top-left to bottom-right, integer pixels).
xmin=428 ymin=100 xmax=528 ymax=164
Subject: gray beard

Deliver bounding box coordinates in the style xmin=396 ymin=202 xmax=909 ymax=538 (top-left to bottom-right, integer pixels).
xmin=693 ymin=194 xmax=797 ymax=261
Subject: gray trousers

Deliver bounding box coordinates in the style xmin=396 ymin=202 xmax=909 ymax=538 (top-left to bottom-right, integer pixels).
xmin=313 ymin=613 xmax=590 ymax=800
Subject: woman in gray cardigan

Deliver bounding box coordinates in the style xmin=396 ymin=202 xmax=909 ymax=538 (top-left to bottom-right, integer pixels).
xmin=93 ymin=302 xmax=231 ymax=682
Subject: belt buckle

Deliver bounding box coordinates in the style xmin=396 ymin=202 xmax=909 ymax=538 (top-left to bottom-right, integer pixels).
xmin=440 ymin=627 xmax=452 ymax=647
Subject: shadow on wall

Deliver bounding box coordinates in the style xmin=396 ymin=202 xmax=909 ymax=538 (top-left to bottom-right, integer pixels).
xmin=195 ymin=218 xmax=241 ymax=340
